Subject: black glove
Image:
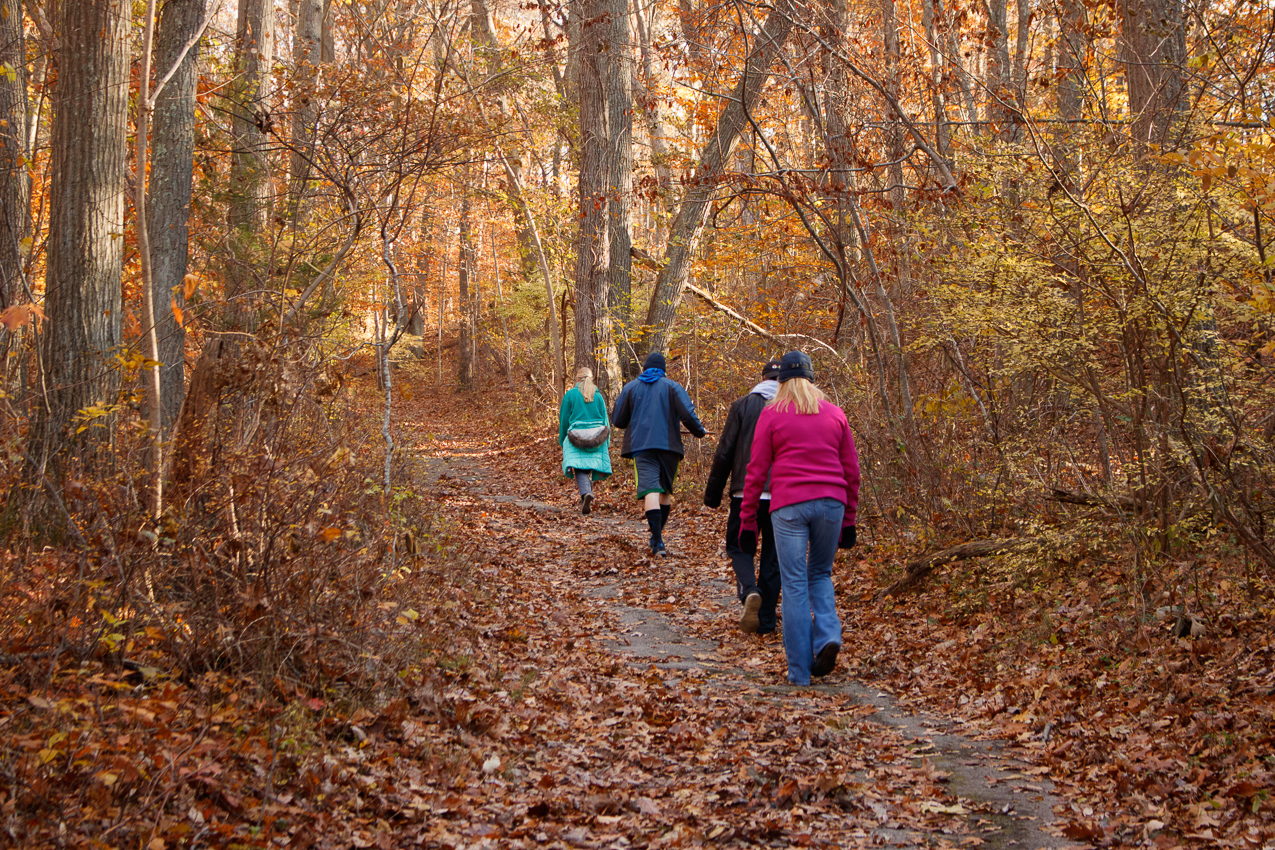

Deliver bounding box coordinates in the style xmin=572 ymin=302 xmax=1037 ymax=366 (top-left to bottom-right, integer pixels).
xmin=738 ymin=529 xmax=757 ymax=556
xmin=703 ymin=491 xmax=722 ymax=509
xmin=838 ymin=526 xmax=857 ymax=549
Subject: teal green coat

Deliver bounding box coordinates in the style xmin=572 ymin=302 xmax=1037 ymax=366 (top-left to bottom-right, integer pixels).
xmin=559 ymin=385 xmax=613 ymax=480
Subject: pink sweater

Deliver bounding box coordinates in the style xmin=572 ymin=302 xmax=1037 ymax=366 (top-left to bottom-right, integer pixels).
xmin=739 ymin=400 xmax=861 ymax=531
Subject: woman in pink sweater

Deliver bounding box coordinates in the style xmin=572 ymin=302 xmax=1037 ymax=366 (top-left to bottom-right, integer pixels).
xmin=738 ymin=351 xmax=860 ymax=686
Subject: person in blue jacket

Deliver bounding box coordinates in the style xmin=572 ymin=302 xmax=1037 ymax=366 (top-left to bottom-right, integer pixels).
xmin=611 ymin=351 xmax=707 ymax=556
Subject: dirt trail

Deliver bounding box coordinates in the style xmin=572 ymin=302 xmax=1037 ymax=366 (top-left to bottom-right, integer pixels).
xmin=404 ymin=391 xmax=1070 ymax=849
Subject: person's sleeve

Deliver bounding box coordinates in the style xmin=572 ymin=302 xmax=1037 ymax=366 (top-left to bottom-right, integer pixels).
xmin=840 ymin=418 xmax=862 ymax=526
xmin=674 ymin=384 xmax=707 ymax=438
xmin=704 ymin=400 xmax=743 ymax=507
xmin=611 ymin=385 xmax=631 ymax=429
xmin=738 ymin=412 xmax=775 ymax=532
xmin=558 ymin=393 xmax=570 ymax=445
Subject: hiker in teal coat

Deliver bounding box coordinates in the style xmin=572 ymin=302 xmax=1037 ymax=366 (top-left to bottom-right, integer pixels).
xmin=559 ymin=366 xmax=612 ymax=514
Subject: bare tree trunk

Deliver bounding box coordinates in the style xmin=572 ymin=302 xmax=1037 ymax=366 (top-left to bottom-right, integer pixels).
xmin=226 ymin=0 xmax=274 ymax=329
xmin=1054 ymin=0 xmax=1086 ymax=170
xmin=1118 ymin=0 xmax=1186 ymax=144
xmin=29 ymin=0 xmax=130 ymax=481
xmin=0 ymin=0 xmax=27 ymax=309
xmin=643 ymin=0 xmax=796 ymax=355
xmin=149 ymin=0 xmax=207 ymax=432
xmin=457 ymin=190 xmax=475 ymax=388
xmin=921 ymin=0 xmax=951 ymax=162
xmin=984 ymin=0 xmax=1012 ymax=137
xmin=602 ymin=0 xmax=632 ymax=388
xmin=289 ymin=0 xmax=325 ymax=219
xmin=632 ymin=0 xmax=673 ymax=203
xmin=573 ymin=0 xmax=613 ymax=381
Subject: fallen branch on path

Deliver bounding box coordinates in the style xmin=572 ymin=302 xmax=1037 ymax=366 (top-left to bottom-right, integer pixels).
xmin=880 ymin=537 xmax=1044 ymax=598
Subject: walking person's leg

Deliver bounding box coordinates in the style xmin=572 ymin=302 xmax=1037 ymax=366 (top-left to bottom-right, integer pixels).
xmin=771 ymin=502 xmax=814 ymax=685
xmin=635 ymin=453 xmax=668 ymax=555
xmin=574 ymin=469 xmax=595 ymax=514
xmin=725 ymin=496 xmax=758 ymax=599
xmin=806 ymin=498 xmax=845 ymax=676
xmin=756 ymin=499 xmax=781 ymax=635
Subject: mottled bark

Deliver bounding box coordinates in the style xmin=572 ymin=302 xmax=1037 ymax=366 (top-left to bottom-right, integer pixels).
xmin=226 ymin=0 xmax=274 ymax=324
xmin=603 ymin=0 xmax=632 ymax=386
xmin=290 ymin=0 xmax=324 ymax=217
xmin=30 ymin=0 xmax=130 ymax=475
xmin=149 ymin=0 xmax=207 ymax=430
xmin=573 ymin=0 xmax=612 ymax=382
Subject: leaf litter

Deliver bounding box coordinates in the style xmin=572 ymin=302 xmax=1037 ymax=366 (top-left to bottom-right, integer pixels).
xmin=2 ymin=366 xmax=1271 ymax=848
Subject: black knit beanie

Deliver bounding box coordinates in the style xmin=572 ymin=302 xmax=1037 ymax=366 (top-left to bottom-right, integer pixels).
xmin=644 ymin=352 xmax=667 ymax=371
xmin=777 ymin=350 xmax=814 ymax=383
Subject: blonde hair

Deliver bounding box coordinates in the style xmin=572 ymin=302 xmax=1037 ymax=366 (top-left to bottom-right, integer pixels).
xmin=769 ymin=377 xmax=825 ymax=414
xmin=575 ymin=367 xmax=597 ymax=403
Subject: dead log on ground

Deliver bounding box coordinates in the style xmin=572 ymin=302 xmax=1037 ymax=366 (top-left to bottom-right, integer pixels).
xmin=880 ymin=537 xmax=1044 ymax=598
xmin=1047 ymin=487 xmax=1139 ymax=512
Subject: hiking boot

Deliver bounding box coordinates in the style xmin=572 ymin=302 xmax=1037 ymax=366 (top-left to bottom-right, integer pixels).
xmin=651 ymin=540 xmax=668 ymax=557
xmin=812 ymin=643 xmax=840 ymax=678
xmin=739 ymin=592 xmax=762 ymax=633
xmin=581 ymin=493 xmax=593 ymax=515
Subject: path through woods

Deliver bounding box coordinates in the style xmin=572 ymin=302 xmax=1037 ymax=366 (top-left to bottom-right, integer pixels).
xmin=395 ymin=369 xmax=1069 ymax=849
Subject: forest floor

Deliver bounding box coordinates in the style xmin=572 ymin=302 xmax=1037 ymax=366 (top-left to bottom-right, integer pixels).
xmin=3 ymin=363 xmax=1273 ymax=849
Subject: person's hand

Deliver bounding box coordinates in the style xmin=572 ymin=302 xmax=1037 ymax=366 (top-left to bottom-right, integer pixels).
xmin=838 ymin=526 xmax=857 ymax=549
xmin=703 ymin=492 xmax=721 ymax=509
xmin=738 ymin=529 xmax=757 ymax=556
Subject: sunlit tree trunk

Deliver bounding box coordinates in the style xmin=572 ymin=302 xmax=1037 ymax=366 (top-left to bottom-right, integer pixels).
xmin=149 ymin=0 xmax=206 ymax=431
xmin=0 ymin=0 xmax=27 ymax=309
xmin=29 ymin=0 xmax=130 ymax=479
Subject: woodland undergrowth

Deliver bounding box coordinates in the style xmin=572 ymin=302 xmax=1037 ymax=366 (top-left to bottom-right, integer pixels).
xmin=0 ymin=349 xmax=1273 ymax=848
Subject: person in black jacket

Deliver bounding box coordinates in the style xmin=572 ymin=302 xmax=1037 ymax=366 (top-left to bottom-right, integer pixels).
xmin=703 ymin=358 xmax=782 ymax=634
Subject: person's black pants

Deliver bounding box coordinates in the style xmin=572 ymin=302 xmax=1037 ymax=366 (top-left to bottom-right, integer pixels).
xmin=726 ymin=496 xmax=780 ymax=633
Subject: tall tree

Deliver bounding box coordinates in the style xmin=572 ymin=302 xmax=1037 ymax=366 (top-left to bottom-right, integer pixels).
xmin=573 ymin=0 xmax=625 ymax=389
xmin=29 ymin=0 xmax=130 ymax=476
xmin=226 ymin=0 xmax=275 ymax=327
xmin=0 ymin=0 xmax=27 ymax=308
xmin=1118 ymin=0 xmax=1186 ymax=144
xmin=149 ymin=0 xmax=208 ymax=430
xmin=457 ymin=187 xmax=475 ymax=388
xmin=290 ymin=0 xmax=325 ymax=217
xmin=643 ymin=0 xmax=796 ymax=354
xmin=603 ymin=0 xmax=634 ymax=385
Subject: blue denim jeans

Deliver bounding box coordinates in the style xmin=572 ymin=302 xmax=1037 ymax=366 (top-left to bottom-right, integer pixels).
xmin=771 ymin=497 xmax=844 ymax=685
